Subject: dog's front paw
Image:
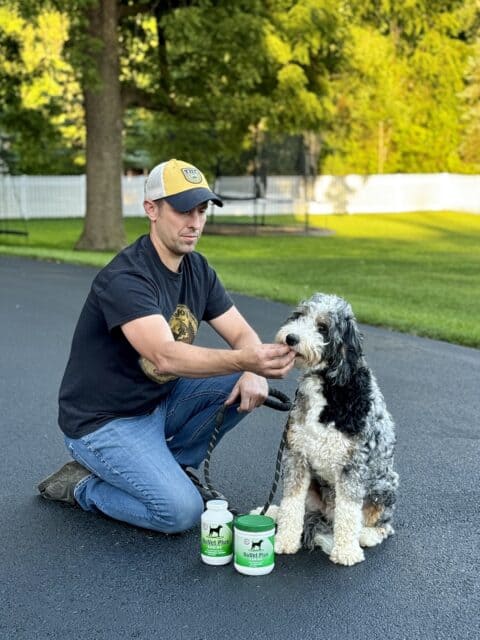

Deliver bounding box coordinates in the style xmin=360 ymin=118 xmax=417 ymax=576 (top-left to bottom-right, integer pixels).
xmin=329 ymin=544 xmax=365 ymax=566
xmin=274 ymin=532 xmax=301 ymax=555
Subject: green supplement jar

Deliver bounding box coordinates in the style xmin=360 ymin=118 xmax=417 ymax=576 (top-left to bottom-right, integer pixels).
xmin=201 ymin=499 xmax=233 ymax=565
xmin=233 ymin=514 xmax=276 ymax=576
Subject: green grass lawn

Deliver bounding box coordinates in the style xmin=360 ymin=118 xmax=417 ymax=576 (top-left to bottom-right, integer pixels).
xmin=1 ymin=212 xmax=479 ymax=348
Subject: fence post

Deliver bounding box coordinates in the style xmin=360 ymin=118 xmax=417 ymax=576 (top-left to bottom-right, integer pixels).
xmin=20 ymin=175 xmax=27 ymax=219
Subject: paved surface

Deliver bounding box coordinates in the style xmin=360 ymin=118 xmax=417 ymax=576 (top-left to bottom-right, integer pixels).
xmin=1 ymin=255 xmax=478 ymax=640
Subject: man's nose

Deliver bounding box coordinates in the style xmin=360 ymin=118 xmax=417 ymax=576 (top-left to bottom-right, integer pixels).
xmin=186 ymin=208 xmax=204 ymax=224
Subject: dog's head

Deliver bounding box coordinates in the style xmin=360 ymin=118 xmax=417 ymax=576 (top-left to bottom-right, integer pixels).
xmin=275 ymin=293 xmax=364 ymax=385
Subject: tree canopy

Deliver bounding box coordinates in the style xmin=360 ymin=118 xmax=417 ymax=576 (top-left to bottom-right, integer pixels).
xmin=1 ymin=0 xmax=478 ymax=176
xmin=0 ymin=0 xmax=478 ymax=248
xmin=322 ymin=0 xmax=480 ymax=174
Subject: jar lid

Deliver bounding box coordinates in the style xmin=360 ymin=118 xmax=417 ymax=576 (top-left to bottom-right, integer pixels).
xmin=206 ymin=499 xmax=228 ymax=510
xmin=234 ymin=514 xmax=275 ymax=532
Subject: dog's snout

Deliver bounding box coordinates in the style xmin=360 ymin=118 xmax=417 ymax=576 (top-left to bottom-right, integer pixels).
xmin=286 ymin=333 xmax=300 ymax=347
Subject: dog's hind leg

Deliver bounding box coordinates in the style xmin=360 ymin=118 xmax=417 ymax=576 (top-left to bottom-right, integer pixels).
xmin=359 ymin=501 xmax=395 ymax=546
xmin=359 ymin=527 xmax=385 ymax=547
xmin=359 ymin=522 xmax=395 ymax=546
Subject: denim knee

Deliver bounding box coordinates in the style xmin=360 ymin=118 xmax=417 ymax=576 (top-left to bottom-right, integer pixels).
xmin=148 ymin=487 xmax=204 ymax=534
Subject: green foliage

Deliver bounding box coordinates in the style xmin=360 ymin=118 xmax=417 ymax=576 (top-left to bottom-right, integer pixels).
xmin=119 ymin=0 xmax=347 ymax=176
xmin=322 ymin=0 xmax=480 ymax=174
xmin=0 ymin=3 xmax=84 ymax=173
xmin=0 ymin=0 xmax=479 ymax=176
xmin=459 ymin=37 xmax=480 ymax=168
xmin=140 ymin=2 xmax=271 ymax=174
xmin=263 ymin=0 xmax=346 ymax=132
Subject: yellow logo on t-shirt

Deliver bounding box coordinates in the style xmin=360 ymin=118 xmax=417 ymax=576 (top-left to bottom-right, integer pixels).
xmin=139 ymin=305 xmax=198 ymax=384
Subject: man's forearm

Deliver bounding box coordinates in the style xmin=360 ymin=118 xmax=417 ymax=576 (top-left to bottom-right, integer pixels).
xmin=228 ymin=326 xmax=263 ymax=350
xmin=148 ymin=340 xmax=294 ymax=380
xmin=122 ymin=313 xmax=294 ymax=380
xmin=149 ymin=341 xmax=244 ymax=378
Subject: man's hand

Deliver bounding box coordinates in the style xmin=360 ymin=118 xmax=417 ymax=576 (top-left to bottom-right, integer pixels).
xmin=238 ymin=344 xmax=296 ymax=379
xmin=224 ymin=372 xmax=269 ymax=412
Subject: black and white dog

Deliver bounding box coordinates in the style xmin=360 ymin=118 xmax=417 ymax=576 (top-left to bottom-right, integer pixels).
xmin=271 ymin=293 xmax=399 ymax=566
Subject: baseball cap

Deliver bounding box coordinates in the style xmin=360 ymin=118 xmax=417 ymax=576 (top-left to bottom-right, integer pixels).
xmin=144 ymin=159 xmax=223 ymax=212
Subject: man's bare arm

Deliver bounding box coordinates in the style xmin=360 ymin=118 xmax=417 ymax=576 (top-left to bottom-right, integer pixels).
xmin=121 ymin=314 xmax=295 ymax=380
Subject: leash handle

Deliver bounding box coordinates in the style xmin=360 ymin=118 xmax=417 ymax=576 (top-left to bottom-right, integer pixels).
xmin=263 ymin=387 xmax=291 ymax=412
xmin=202 ymin=386 xmax=291 ymax=516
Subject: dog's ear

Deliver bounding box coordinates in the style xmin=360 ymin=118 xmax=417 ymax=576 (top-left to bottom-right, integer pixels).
xmin=327 ymin=315 xmax=363 ymax=386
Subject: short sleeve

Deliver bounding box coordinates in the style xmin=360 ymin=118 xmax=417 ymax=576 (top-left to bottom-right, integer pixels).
xmin=202 ymin=265 xmax=233 ymax=321
xmin=93 ymin=272 xmax=160 ymax=331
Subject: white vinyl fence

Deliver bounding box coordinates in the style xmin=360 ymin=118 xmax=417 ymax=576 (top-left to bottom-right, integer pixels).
xmin=0 ymin=173 xmax=479 ymax=219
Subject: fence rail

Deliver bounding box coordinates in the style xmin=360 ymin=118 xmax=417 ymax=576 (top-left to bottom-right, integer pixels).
xmin=1 ymin=173 xmax=479 ymax=219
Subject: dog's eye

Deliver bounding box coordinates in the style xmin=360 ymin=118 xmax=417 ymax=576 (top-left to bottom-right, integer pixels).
xmin=288 ymin=311 xmax=303 ymax=321
xmin=317 ymin=322 xmax=328 ymax=334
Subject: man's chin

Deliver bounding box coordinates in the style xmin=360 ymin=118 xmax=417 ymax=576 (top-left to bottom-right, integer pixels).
xmin=177 ymin=240 xmax=198 ymax=253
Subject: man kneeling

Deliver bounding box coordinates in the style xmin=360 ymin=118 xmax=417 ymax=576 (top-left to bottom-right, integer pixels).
xmin=38 ymin=159 xmax=295 ymax=533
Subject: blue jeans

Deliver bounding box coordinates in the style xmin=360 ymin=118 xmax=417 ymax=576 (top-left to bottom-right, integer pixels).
xmin=64 ymin=374 xmax=244 ymax=534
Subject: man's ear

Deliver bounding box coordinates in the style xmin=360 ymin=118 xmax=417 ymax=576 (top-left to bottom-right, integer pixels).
xmin=144 ymin=199 xmax=159 ymax=222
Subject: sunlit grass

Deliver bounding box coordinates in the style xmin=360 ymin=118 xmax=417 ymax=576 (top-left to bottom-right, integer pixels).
xmin=1 ymin=212 xmax=479 ymax=347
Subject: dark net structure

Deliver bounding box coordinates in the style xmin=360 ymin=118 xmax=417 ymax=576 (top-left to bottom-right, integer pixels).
xmin=206 ymin=133 xmax=324 ymax=236
xmin=0 ymin=141 xmax=28 ymax=238
xmin=0 ymin=174 xmax=29 ymax=238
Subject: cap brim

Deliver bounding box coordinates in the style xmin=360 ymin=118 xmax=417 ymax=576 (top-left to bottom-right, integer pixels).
xmin=164 ymin=188 xmax=223 ymax=212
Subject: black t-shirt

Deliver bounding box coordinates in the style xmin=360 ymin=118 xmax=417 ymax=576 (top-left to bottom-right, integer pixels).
xmin=58 ymin=234 xmax=233 ymax=438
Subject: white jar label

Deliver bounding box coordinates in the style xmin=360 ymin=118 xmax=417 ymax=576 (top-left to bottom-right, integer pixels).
xmin=234 ymin=529 xmax=275 ymax=568
xmin=201 ymin=520 xmax=233 ymax=557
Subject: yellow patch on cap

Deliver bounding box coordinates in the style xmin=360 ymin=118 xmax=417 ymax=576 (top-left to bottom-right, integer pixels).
xmin=163 ymin=159 xmax=209 ymax=196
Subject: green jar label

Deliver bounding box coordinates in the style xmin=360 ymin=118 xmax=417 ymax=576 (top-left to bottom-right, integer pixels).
xmin=234 ymin=531 xmax=275 ymax=568
xmin=201 ymin=520 xmax=233 ymax=557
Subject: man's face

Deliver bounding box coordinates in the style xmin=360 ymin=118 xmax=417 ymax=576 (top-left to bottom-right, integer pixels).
xmin=147 ymin=198 xmax=208 ymax=259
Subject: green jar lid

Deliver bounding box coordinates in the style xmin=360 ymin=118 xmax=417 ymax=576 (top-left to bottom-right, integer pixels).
xmin=234 ymin=514 xmax=275 ymax=532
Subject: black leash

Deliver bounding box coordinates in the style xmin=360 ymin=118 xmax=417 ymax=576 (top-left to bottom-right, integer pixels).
xmin=203 ymin=387 xmax=292 ymax=516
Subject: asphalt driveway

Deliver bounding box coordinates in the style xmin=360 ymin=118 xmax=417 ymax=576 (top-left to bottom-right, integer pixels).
xmin=0 ymin=255 xmax=478 ymax=640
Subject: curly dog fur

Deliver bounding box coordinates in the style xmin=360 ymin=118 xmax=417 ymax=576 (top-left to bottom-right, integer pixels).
xmin=272 ymin=293 xmax=399 ymax=566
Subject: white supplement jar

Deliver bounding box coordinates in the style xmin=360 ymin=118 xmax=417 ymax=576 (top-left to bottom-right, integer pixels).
xmin=234 ymin=514 xmax=276 ymax=576
xmin=201 ymin=499 xmax=233 ymax=565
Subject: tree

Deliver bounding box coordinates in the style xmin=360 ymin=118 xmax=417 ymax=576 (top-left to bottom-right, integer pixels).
xmin=5 ymin=0 xmax=344 ymax=249
xmin=2 ymin=0 xmax=479 ymax=203
xmin=74 ymin=0 xmax=125 ymax=249
xmin=0 ymin=4 xmax=83 ymax=173
xmin=322 ymin=25 xmax=407 ymax=174
xmin=123 ymin=0 xmax=347 ymax=178
xmin=322 ymin=0 xmax=479 ymax=174
xmin=460 ymin=37 xmax=480 ymax=168
xmin=72 ymin=0 xmax=348 ymax=250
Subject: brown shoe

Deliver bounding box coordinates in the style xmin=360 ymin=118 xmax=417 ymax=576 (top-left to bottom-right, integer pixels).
xmin=38 ymin=461 xmax=91 ymax=505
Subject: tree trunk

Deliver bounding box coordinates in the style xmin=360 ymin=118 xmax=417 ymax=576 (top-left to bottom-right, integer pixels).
xmin=76 ymin=0 xmax=126 ymax=251
xmin=302 ymin=131 xmax=321 ymax=231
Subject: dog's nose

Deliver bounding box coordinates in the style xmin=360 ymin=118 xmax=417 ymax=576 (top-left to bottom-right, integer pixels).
xmin=286 ymin=333 xmax=300 ymax=347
